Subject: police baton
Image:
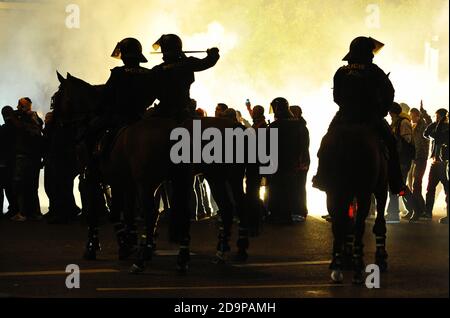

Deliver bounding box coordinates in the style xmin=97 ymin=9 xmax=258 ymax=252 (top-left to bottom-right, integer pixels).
xmin=150 ymin=51 xmax=207 ymax=54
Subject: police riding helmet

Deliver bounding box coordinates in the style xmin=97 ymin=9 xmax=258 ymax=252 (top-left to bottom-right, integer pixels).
xmin=111 ymin=38 xmax=148 ymax=63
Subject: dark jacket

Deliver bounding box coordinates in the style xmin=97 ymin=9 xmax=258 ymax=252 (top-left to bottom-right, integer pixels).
xmin=333 ymin=63 xmax=394 ymax=122
xmin=412 ymin=117 xmax=432 ymax=161
xmin=101 ymin=65 xmax=156 ymax=125
xmin=424 ymin=120 xmax=450 ymax=161
xmin=268 ymin=119 xmax=309 ymax=174
xmin=152 ymin=54 xmax=219 ymax=119
xmin=9 ymin=111 xmax=43 ymax=159
xmin=0 ymin=124 xmax=12 ymax=167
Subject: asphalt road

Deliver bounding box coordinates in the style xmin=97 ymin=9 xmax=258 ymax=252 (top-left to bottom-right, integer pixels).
xmin=0 ymin=212 xmax=448 ymax=298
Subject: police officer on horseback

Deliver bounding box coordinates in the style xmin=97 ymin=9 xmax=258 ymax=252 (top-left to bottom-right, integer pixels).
xmin=82 ymin=37 xmax=154 ymax=260
xmin=150 ymin=34 xmax=220 ymax=121
xmin=313 ymin=36 xmax=406 ymax=195
xmin=102 ymin=37 xmax=155 ymax=127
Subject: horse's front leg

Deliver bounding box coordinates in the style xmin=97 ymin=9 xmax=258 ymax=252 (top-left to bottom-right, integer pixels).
xmin=80 ymin=168 xmax=103 ymax=260
xmin=373 ymin=189 xmax=388 ymax=272
xmin=327 ymin=192 xmax=352 ymax=283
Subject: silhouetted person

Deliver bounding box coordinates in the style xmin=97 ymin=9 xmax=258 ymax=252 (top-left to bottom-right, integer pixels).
xmin=386 ymin=102 xmax=419 ymax=223
xmin=406 ymin=104 xmax=432 ymax=220
xmin=222 ymin=108 xmax=240 ymax=124
xmin=195 ymin=108 xmax=207 ymax=117
xmin=244 ymin=102 xmax=268 ymax=232
xmin=439 ymin=134 xmax=449 ymax=224
xmin=215 ymin=103 xmax=228 ymax=118
xmin=151 ymin=34 xmax=220 ymax=122
xmin=423 ymin=108 xmax=449 ymax=220
xmin=102 ymin=37 xmax=155 ymax=128
xmin=266 ymin=98 xmax=309 ymax=224
xmin=43 ymin=111 xmax=81 ymax=224
xmin=313 ymin=37 xmax=405 ymax=196
xmin=236 ymin=110 xmax=251 ymax=128
xmin=246 ymin=100 xmax=268 ymax=129
xmin=83 ymin=37 xmax=153 ymax=256
xmin=0 ymin=106 xmax=18 ymax=218
xmin=290 ymin=105 xmax=310 ymax=220
xmin=9 ymin=98 xmax=43 ymax=221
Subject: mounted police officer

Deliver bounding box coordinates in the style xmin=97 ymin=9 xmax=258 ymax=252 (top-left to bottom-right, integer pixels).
xmin=313 ymin=36 xmax=405 ymax=195
xmin=83 ymin=37 xmax=154 ymax=260
xmin=101 ymin=37 xmax=155 ymax=127
xmin=150 ymin=34 xmax=220 ymax=121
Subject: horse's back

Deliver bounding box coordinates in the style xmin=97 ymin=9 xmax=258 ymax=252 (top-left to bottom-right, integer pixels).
xmin=328 ymin=124 xmax=382 ymax=194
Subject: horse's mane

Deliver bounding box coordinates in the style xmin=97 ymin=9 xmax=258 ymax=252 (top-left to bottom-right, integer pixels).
xmin=67 ymin=73 xmax=105 ymax=92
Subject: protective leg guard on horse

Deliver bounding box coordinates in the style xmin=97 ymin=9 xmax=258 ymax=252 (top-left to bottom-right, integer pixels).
xmin=206 ymin=175 xmax=235 ymax=264
xmin=130 ymin=184 xmax=160 ymax=274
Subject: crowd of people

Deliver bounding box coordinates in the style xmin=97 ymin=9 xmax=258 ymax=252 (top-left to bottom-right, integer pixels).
xmin=386 ymin=102 xmax=449 ymax=224
xmin=0 ymin=96 xmax=447 ymax=226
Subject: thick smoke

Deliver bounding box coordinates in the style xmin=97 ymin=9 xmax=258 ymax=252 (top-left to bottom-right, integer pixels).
xmin=1 ymin=0 xmax=448 ymax=213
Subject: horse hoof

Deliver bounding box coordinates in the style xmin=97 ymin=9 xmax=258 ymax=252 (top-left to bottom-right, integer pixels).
xmin=352 ymin=272 xmax=365 ymax=285
xmin=234 ymin=250 xmax=248 ymax=262
xmin=129 ymin=263 xmax=145 ymax=274
xmin=331 ymin=270 xmax=344 ymax=284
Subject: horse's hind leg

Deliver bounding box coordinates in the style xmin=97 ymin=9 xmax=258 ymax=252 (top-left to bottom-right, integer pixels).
xmin=352 ymin=193 xmax=372 ymax=285
xmin=111 ymin=187 xmax=138 ymax=261
xmin=170 ymin=167 xmax=194 ymax=274
xmin=327 ymin=192 xmax=352 ymax=283
xmin=373 ymin=189 xmax=388 ymax=272
xmin=130 ymin=184 xmax=158 ymax=274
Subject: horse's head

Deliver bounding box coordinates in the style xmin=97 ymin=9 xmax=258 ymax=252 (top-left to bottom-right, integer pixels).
xmin=52 ymin=71 xmax=104 ymax=123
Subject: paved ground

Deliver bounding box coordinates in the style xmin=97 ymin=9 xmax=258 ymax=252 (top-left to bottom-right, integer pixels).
xmin=0 ymin=211 xmax=448 ymax=298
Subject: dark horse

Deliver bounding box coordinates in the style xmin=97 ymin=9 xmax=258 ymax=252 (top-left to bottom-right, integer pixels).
xmin=52 ymin=72 xmax=253 ymax=273
xmin=321 ymin=123 xmax=389 ymax=284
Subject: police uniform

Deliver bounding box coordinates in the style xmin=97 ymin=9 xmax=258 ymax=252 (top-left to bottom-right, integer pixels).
xmin=314 ymin=37 xmax=404 ymax=195
xmin=101 ymin=65 xmax=155 ymax=126
xmin=150 ymin=34 xmax=220 ymax=121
